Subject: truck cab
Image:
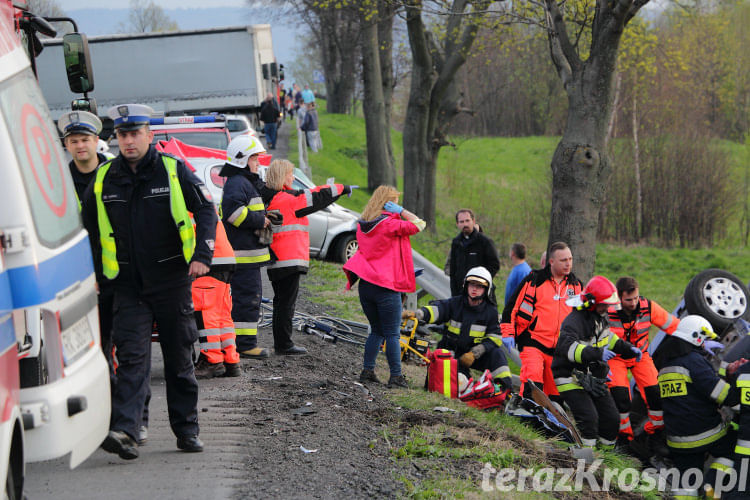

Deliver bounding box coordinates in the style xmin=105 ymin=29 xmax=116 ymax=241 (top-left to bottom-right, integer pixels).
xmin=0 ymin=0 xmax=110 ymax=494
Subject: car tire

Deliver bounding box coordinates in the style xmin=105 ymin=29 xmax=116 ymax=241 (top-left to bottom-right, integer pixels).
xmin=334 ymin=234 xmax=358 ymax=263
xmin=684 ymin=269 xmax=750 ymax=332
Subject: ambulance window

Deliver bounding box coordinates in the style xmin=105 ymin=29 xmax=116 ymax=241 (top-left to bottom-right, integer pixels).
xmin=0 ymin=70 xmax=81 ymax=248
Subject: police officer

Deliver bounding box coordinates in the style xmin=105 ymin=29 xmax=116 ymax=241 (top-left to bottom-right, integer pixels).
xmin=58 ymin=110 xmax=117 ymax=405
xmin=402 ymin=267 xmax=512 ymax=391
xmin=58 ymin=110 xmax=109 ymax=201
xmin=81 ymin=104 xmax=217 ymax=459
xmin=220 ymin=135 xmax=272 ymax=358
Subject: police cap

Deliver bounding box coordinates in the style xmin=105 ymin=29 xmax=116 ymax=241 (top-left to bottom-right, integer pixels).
xmin=107 ymin=103 xmax=154 ymax=131
xmin=57 ymin=110 xmax=102 ymax=138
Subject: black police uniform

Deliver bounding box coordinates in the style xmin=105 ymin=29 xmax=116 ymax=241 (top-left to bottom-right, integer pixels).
xmin=81 ymin=146 xmax=217 ymax=442
xmin=69 ymin=153 xmax=116 ymax=391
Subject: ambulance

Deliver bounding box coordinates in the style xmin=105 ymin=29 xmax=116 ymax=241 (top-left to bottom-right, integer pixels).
xmin=1 ymin=1 xmax=109 ymax=497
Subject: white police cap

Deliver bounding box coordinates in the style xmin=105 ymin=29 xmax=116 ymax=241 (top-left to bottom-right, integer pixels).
xmin=57 ymin=110 xmax=102 ymax=137
xmin=107 ymin=103 xmax=154 ymax=131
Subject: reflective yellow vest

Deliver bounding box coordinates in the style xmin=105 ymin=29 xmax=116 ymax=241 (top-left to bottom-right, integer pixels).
xmin=94 ymin=155 xmax=195 ymax=279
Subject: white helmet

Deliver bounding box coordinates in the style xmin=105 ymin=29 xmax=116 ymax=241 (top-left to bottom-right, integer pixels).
xmin=226 ymin=135 xmax=266 ymax=168
xmin=464 ymin=266 xmax=492 ymax=289
xmin=673 ymin=315 xmax=717 ymax=347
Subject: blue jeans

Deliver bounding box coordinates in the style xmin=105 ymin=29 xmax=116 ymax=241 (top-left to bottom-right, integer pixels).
xmin=359 ymin=279 xmax=402 ymax=376
xmin=263 ymin=122 xmax=277 ymax=148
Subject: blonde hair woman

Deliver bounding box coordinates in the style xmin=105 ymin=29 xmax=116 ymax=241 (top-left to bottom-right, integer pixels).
xmin=263 ymin=159 xmax=353 ymax=355
xmin=343 ymin=185 xmax=426 ymax=388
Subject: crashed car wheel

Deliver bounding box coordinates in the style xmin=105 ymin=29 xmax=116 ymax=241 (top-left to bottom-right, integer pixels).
xmin=684 ymin=269 xmax=750 ymax=332
xmin=334 ymin=234 xmax=358 ymax=263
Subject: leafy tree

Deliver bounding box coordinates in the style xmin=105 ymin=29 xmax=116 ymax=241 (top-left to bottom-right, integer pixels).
xmin=117 ymin=0 xmax=179 ymax=34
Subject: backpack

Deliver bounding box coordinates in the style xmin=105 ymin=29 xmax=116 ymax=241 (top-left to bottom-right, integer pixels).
xmin=425 ymin=349 xmax=459 ymax=398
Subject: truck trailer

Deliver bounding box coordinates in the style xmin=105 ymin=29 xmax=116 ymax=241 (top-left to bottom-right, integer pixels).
xmin=36 ymin=25 xmax=280 ymax=128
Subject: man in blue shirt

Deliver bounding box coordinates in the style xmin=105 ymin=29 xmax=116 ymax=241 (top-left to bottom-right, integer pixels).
xmin=301 ymin=84 xmax=315 ymax=104
xmin=504 ymin=243 xmax=532 ymax=306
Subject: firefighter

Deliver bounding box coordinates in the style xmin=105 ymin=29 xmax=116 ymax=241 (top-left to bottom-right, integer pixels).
xmin=552 ymin=276 xmax=642 ymax=449
xmin=502 ymin=241 xmax=584 ymax=400
xmin=730 ymin=358 xmax=750 ymax=497
xmin=192 ymin=219 xmax=241 ymax=378
xmin=606 ymin=276 xmax=680 ymax=447
xmin=404 ymin=266 xmax=512 ymax=391
xmin=82 ymin=103 xmax=216 ymax=458
xmin=220 ymin=135 xmax=272 ymax=359
xmin=652 ymin=315 xmax=737 ymax=499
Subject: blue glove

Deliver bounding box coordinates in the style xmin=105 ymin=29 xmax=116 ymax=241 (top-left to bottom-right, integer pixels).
xmin=383 ymin=201 xmax=403 ymax=214
xmin=704 ymin=340 xmax=725 ymax=355
xmin=602 ymin=348 xmax=616 ymax=361
xmin=347 ymin=185 xmax=358 ymax=198
xmin=630 ymin=346 xmax=643 ymax=362
xmin=502 ymin=337 xmax=516 ymax=351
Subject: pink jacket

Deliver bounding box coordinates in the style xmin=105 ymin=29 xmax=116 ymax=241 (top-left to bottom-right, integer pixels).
xmin=343 ymin=212 xmax=420 ymax=293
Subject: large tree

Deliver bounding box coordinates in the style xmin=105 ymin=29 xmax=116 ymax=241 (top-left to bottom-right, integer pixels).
xmin=288 ymin=0 xmax=361 ymax=114
xmin=541 ymin=0 xmax=650 ymax=279
xmin=360 ymin=0 xmax=397 ymax=189
xmin=402 ymin=0 xmax=490 ymax=229
xmin=117 ymin=0 xmax=179 ymax=33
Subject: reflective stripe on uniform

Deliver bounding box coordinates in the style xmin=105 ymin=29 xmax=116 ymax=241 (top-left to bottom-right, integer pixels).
xmin=234 ymin=248 xmax=270 ymax=264
xmin=304 ymin=189 xmax=313 ymax=207
xmin=235 ymin=321 xmax=258 ymax=336
xmin=221 ymin=338 xmax=236 ymax=348
xmin=330 ymin=184 xmax=340 ymax=197
xmin=200 ymin=341 xmax=222 ymax=350
xmin=671 ymin=489 xmax=699 ymax=498
xmin=710 ymin=457 xmax=734 ymax=473
xmin=469 ymin=324 xmax=486 ymax=337
xmin=246 ymin=196 xmax=264 ymax=211
xmin=447 ymin=320 xmax=461 ymax=335
xmin=519 ymin=302 xmax=534 ymax=315
xmin=658 ymin=366 xmax=693 ymax=383
xmin=212 ymin=256 xmax=237 ymax=265
xmin=267 ymin=258 xmax=309 ymax=269
xmin=424 ymin=306 xmax=438 ymax=323
xmin=568 ymin=342 xmax=586 ymax=364
xmin=710 ymin=379 xmax=731 ymax=404
xmin=581 ymin=437 xmax=596 ymax=448
xmin=667 ymin=422 xmax=727 ymax=449
xmin=735 ymin=438 xmax=750 ymax=456
xmin=720 ymin=361 xmax=730 ymax=377
xmin=273 ymin=224 xmax=309 ymax=233
xmin=491 ymin=365 xmax=511 ymax=380
xmin=555 ymin=377 xmax=583 ymax=392
xmin=619 ymin=413 xmax=631 ymax=431
xmin=228 ymin=206 xmax=248 ymax=226
xmin=484 ymin=334 xmax=504 ymax=347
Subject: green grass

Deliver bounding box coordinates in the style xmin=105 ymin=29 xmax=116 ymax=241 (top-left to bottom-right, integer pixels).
xmin=289 ymin=102 xmax=750 ymax=309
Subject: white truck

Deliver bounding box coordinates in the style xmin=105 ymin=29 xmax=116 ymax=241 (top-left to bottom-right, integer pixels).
xmin=35 ymin=25 xmax=280 ymax=130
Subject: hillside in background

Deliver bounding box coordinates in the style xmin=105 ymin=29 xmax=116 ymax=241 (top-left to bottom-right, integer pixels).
xmin=287 ymin=102 xmax=750 ymax=309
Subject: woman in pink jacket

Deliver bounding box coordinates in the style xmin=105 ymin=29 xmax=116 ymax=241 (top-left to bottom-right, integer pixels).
xmin=344 ymin=186 xmax=426 ymax=388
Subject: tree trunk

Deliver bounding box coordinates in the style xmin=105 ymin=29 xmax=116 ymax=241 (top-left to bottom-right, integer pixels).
xmin=318 ymin=11 xmax=358 ymax=114
xmin=548 ymin=73 xmax=615 ymax=280
xmin=361 ymin=14 xmax=396 ymax=189
xmin=402 ymin=2 xmax=436 ymax=225
xmin=632 ymin=92 xmax=642 ymax=240
xmin=378 ymin=0 xmax=395 ymax=170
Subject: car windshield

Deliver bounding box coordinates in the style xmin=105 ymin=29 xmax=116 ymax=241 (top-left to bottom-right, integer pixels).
xmin=226 ymin=119 xmax=247 ymax=132
xmin=294 ymin=168 xmax=314 ymax=187
xmin=152 ymin=130 xmax=229 ymax=150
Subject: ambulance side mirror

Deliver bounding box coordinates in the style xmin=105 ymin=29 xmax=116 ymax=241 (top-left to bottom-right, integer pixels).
xmin=63 ymin=33 xmax=94 ymax=94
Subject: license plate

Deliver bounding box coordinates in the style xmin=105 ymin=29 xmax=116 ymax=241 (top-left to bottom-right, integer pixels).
xmin=62 ymin=317 xmax=94 ymax=366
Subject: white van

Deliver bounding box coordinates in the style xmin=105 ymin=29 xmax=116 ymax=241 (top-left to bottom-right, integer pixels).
xmin=0 ymin=1 xmax=110 ymax=494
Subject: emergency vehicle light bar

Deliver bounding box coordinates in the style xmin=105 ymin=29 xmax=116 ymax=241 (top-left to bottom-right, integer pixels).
xmin=149 ymin=115 xmax=226 ymax=125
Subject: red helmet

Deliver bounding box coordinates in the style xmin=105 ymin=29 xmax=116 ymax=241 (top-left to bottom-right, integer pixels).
xmin=583 ymin=276 xmax=620 ymax=307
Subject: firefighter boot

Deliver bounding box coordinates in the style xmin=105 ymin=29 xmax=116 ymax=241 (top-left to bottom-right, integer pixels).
xmin=223 ymin=362 xmax=242 ymax=377
xmin=194 ymin=354 xmax=226 ymax=379
xmin=239 ymin=347 xmax=270 ymax=359
xmin=647 ymin=428 xmax=669 ymax=458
